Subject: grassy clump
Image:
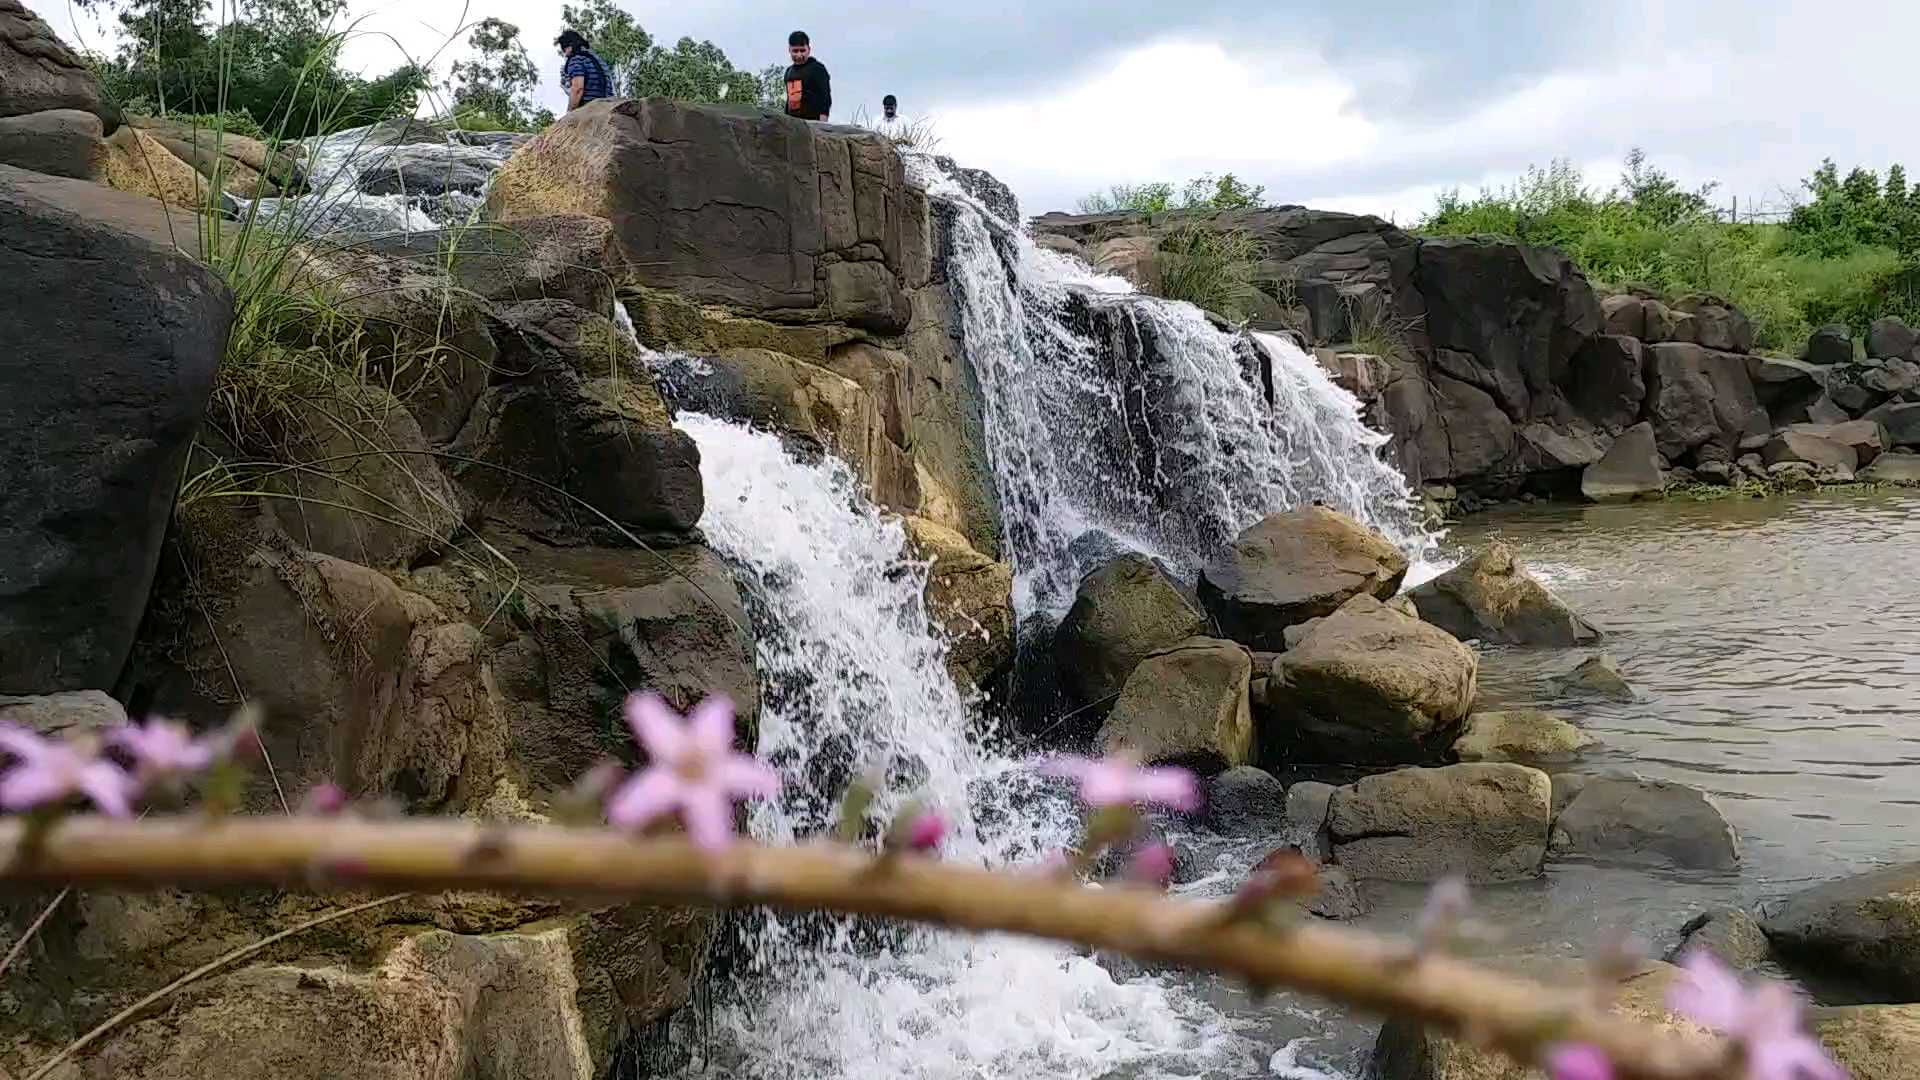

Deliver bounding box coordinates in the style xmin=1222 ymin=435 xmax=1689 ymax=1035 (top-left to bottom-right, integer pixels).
xmin=1418 ymin=150 xmax=1920 ymax=352
xmin=1155 ymin=222 xmax=1265 ymax=322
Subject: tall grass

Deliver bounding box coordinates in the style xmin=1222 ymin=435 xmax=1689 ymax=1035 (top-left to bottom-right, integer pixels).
xmin=1155 ymin=222 xmax=1265 ymax=322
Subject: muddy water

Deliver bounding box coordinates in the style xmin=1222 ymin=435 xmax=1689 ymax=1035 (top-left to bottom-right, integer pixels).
xmin=1160 ymin=490 xmax=1920 ymax=1078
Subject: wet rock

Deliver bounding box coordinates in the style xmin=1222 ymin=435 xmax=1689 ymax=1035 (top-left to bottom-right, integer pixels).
xmin=1763 ymin=862 xmax=1920 ymax=999
xmin=1806 ymin=324 xmax=1855 ymax=367
xmin=1328 ymin=763 xmax=1551 ymax=883
xmin=903 ymin=517 xmax=1014 ymax=689
xmin=1581 ymin=421 xmax=1664 ymax=501
xmin=1054 ymin=554 xmax=1207 ymax=707
xmin=1 ymin=165 xmax=230 ymax=694
xmin=357 ymin=142 xmax=500 ymax=195
xmin=1204 ymin=765 xmax=1288 ymax=835
xmin=1098 ymin=638 xmax=1253 ymax=771
xmin=1284 ymin=780 xmax=1336 ymax=863
xmin=1409 ymin=542 xmax=1600 ymax=647
xmin=358 ymin=215 xmax=621 ymax=317
xmin=1694 ymin=460 xmax=1735 ymax=486
xmin=1768 ymin=460 xmax=1822 ymax=489
xmin=1550 ymin=653 xmax=1637 ymax=702
xmin=1305 ymin=864 xmax=1371 ymax=920
xmin=1867 ymin=316 xmax=1918 ymax=362
xmin=0 ymin=107 xmax=103 ymax=178
xmin=1763 ymin=431 xmax=1857 ymax=479
xmin=1671 ymin=908 xmax=1771 ymax=971
xmin=1266 ymin=595 xmax=1478 ymax=764
xmin=1864 ymin=401 xmax=1920 ymax=447
xmin=1550 ymin=776 xmax=1739 ymax=871
xmin=1861 ymin=453 xmax=1920 ymax=485
xmin=1198 ymin=506 xmax=1409 ymax=651
xmin=1451 ymin=709 xmax=1597 ymax=762
xmin=1372 ymin=960 xmax=1712 ymax=1080
xmin=1810 ymin=1004 xmax=1920 ymax=1080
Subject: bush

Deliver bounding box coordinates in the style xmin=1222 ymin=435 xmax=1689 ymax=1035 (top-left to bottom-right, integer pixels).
xmin=1155 ymin=223 xmax=1264 ymax=322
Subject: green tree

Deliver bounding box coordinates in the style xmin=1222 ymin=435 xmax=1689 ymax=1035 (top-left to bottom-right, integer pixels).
xmin=1077 ymin=173 xmax=1266 ymax=214
xmin=448 ymin=17 xmax=541 ymax=129
xmin=555 ymin=0 xmax=766 ymax=106
xmin=556 ymin=0 xmax=650 ymax=96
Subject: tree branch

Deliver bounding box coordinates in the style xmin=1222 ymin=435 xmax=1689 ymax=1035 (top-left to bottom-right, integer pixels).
xmin=0 ymin=816 xmax=1734 ymax=1080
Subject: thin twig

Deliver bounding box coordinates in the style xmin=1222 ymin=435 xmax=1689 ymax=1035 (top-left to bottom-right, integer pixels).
xmin=0 ymin=887 xmax=70 ymax=981
xmin=24 ymin=892 xmax=409 ymax=1080
xmin=1 ymin=817 xmax=1735 ymax=1080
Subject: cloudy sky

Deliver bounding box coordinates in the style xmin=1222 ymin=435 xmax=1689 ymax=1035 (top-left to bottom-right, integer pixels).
xmin=32 ymin=0 xmax=1918 ymax=222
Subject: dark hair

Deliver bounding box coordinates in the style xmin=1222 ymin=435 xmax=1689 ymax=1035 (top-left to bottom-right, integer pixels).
xmin=555 ymin=29 xmax=588 ymax=51
xmin=883 ymin=94 xmax=897 ymax=107
xmin=788 ymin=30 xmax=809 ymax=46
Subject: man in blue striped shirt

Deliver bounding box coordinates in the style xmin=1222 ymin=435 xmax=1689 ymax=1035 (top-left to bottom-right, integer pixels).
xmin=555 ymin=30 xmax=613 ymax=112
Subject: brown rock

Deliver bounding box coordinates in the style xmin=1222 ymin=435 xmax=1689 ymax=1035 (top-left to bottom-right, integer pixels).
xmin=903 ymin=516 xmax=1013 ymax=688
xmin=1409 ymin=541 xmax=1600 ymax=647
xmin=1054 ymin=554 xmax=1207 ymax=708
xmin=0 ymin=108 xmax=102 ymax=178
xmin=0 ymin=0 xmax=111 ymax=124
xmin=1198 ymin=506 xmax=1410 ymax=651
xmin=1098 ymin=637 xmax=1253 ymax=770
xmin=103 ymin=126 xmax=216 ymax=210
xmin=1810 ymin=1004 xmax=1920 ymax=1080
xmin=1329 ymin=763 xmax=1551 ymax=883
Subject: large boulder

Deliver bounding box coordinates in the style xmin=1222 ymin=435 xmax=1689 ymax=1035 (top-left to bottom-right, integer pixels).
xmin=0 ymin=0 xmax=112 ymax=125
xmin=1805 ymin=324 xmax=1854 ymax=366
xmin=1810 ymin=1004 xmax=1920 ymax=1080
xmin=1762 ymin=431 xmax=1857 ymax=479
xmin=1097 ymin=637 xmax=1254 ymax=771
xmin=487 ymin=98 xmax=915 ymax=333
xmin=0 ymin=165 xmax=230 ymax=694
xmin=1566 ymin=334 xmax=1646 ymax=433
xmin=1864 ymin=401 xmax=1920 ymax=447
xmin=1328 ymin=763 xmax=1551 ymax=883
xmin=0 ymin=107 xmax=103 ymax=178
xmin=1764 ymin=863 xmax=1920 ymax=999
xmin=1673 ymin=294 xmax=1755 ymax=354
xmin=1409 ymin=542 xmax=1599 ymax=646
xmin=1867 ymin=316 xmax=1918 ymax=362
xmin=358 ymin=216 xmax=623 ymax=317
xmin=1644 ymin=343 xmax=1769 ymax=460
xmin=356 ymin=142 xmax=500 ymax=195
xmin=450 ymin=300 xmax=703 ymax=544
xmin=1787 ymin=420 xmax=1886 ymax=466
xmin=902 ymin=516 xmax=1013 ymax=688
xmin=1451 ymin=709 xmax=1596 ymax=762
xmin=1203 ymin=765 xmax=1288 ymax=835
xmin=1265 ymin=594 xmax=1478 ymax=764
xmin=102 ymin=126 xmax=221 ymax=210
xmin=1053 ymin=554 xmax=1207 ymax=706
xmin=1550 ymin=776 xmax=1739 ymax=871
xmin=1580 ymin=421 xmax=1663 ymax=501
xmin=1198 ymin=507 xmax=1409 ymax=651
xmin=1412 ymin=236 xmax=1601 ymax=420
xmin=1861 ymin=452 xmax=1920 ymax=485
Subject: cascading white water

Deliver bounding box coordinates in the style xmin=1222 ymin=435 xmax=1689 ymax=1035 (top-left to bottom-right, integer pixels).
xmin=241 ymin=123 xmax=515 ymax=236
xmin=675 ymin=413 xmax=1265 ymax=1080
xmin=913 ymin=161 xmax=1431 ymax=618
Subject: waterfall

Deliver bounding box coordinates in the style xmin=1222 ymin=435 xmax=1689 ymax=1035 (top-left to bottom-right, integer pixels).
xmin=913 ymin=161 xmax=1430 ymax=619
xmin=675 ymin=414 xmax=1264 ymax=1080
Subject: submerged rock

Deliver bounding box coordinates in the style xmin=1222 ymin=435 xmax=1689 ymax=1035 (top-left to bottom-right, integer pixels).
xmin=1054 ymin=554 xmax=1207 ymax=707
xmin=1266 ymin=595 xmax=1478 ymax=764
xmin=1581 ymin=421 xmax=1664 ymax=502
xmin=1451 ymin=709 xmax=1597 ymax=762
xmin=1550 ymin=776 xmax=1739 ymax=871
xmin=1550 ymin=653 xmax=1637 ymax=702
xmin=1097 ymin=637 xmax=1253 ymax=771
xmin=1764 ymin=862 xmax=1920 ymax=999
xmin=1410 ymin=542 xmax=1600 ymax=646
xmin=904 ymin=517 xmax=1014 ymax=689
xmin=1328 ymin=763 xmax=1551 ymax=883
xmin=1197 ymin=506 xmax=1409 ymax=651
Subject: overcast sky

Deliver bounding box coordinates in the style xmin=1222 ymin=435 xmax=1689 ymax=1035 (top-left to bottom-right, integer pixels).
xmin=32 ymin=0 xmax=1919 ymax=222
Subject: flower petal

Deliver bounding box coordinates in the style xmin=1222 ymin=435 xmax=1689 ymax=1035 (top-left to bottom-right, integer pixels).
xmin=605 ymin=768 xmax=684 ymax=830
xmin=680 ymin=791 xmax=737 ymax=850
xmin=77 ymin=762 xmax=135 ymax=817
xmin=687 ymin=695 xmax=737 ymax=756
xmin=1036 ymin=754 xmax=1095 ymax=781
xmin=1078 ymin=762 xmax=1134 ymax=807
xmin=1668 ymin=949 xmax=1747 ymax=1031
xmin=715 ymin=754 xmax=781 ymax=799
xmin=1544 ymin=1043 xmax=1614 ymax=1080
xmin=623 ymin=693 xmax=687 ymax=762
xmin=1137 ymin=766 xmax=1200 ymax=811
xmin=1751 ymin=1035 xmax=1848 ymax=1080
xmin=0 ymin=767 xmax=70 ymax=810
xmin=0 ymin=726 xmax=52 ymax=762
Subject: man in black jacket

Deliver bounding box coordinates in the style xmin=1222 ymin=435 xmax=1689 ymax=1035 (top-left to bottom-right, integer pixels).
xmin=782 ymin=30 xmax=831 ymax=122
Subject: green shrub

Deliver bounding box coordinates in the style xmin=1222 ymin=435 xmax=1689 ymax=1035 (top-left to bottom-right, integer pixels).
xmin=1156 ymin=223 xmax=1264 ymax=322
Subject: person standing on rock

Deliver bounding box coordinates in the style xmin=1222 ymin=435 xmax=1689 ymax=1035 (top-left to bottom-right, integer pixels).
xmin=556 ymin=30 xmax=613 ymax=112
xmin=783 ymin=31 xmax=831 ymax=122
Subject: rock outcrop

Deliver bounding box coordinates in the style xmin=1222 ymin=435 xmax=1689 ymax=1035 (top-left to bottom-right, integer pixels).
xmin=1327 ymin=763 xmax=1551 ymax=883
xmin=1581 ymin=421 xmax=1664 ymax=501
xmin=1 ymin=0 xmax=114 ymax=126
xmin=1097 ymin=637 xmax=1254 ymax=770
xmin=1409 ymin=542 xmax=1599 ymax=646
xmin=903 ymin=516 xmax=1014 ymax=688
xmin=1764 ymin=863 xmax=1920 ymax=998
xmin=1053 ymin=553 xmax=1207 ymax=706
xmin=0 ymin=106 xmax=103 ymax=178
xmin=1263 ymin=595 xmax=1478 ymax=764
xmin=1550 ymin=776 xmax=1739 ymax=871
xmin=1198 ymin=507 xmax=1408 ymax=651
xmin=0 ymin=165 xmax=230 ymax=694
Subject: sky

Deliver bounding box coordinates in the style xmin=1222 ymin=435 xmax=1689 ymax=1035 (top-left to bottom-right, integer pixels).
xmin=30 ymin=0 xmax=1920 ymax=223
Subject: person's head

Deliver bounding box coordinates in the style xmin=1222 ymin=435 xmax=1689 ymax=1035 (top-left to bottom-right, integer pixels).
xmin=882 ymin=94 xmax=897 ymax=119
xmin=555 ymin=29 xmax=588 ymax=58
xmin=788 ymin=30 xmax=811 ymax=64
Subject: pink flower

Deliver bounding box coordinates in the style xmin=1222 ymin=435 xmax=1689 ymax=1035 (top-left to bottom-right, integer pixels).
xmin=300 ymin=783 xmax=348 ymax=816
xmin=112 ymin=717 xmax=218 ymax=780
xmin=605 ymin=693 xmax=780 ymax=850
xmin=1127 ymin=842 xmax=1176 ymax=888
xmin=1416 ymin=876 xmax=1471 ymax=947
xmin=1038 ymin=754 xmax=1199 ymax=812
xmin=902 ymin=809 xmax=947 ymax=852
xmin=1545 ymin=1043 xmax=1613 ymax=1080
xmin=1669 ymin=951 xmax=1847 ymax=1080
xmin=0 ymin=726 xmax=136 ymax=817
